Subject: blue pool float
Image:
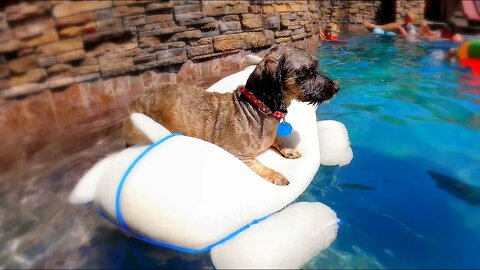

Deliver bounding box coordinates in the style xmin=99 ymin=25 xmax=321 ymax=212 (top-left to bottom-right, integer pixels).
xmin=372 ymin=27 xmax=397 ymax=38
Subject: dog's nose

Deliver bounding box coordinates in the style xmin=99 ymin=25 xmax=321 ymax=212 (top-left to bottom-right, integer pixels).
xmin=333 ymin=80 xmax=340 ymax=93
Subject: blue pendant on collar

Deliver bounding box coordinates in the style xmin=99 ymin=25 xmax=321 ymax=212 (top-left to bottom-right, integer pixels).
xmin=277 ymin=117 xmax=293 ymax=136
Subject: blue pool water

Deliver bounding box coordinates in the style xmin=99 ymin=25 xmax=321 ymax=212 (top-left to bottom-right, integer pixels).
xmin=301 ymin=34 xmax=480 ymax=268
xmin=86 ymin=36 xmax=480 ymax=269
xmin=18 ymin=35 xmax=480 ymax=269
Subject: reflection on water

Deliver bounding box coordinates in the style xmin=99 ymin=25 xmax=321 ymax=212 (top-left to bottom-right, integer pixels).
xmin=0 ymin=113 xmax=216 ymax=268
xmin=0 ymin=99 xmax=221 ymax=267
xmin=307 ymin=34 xmax=480 ymax=268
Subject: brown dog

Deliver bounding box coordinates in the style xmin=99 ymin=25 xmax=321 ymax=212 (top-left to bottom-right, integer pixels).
xmin=123 ymin=46 xmax=339 ymax=185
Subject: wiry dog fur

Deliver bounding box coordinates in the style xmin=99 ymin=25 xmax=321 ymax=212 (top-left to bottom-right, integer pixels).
xmin=123 ymin=46 xmax=339 ymax=185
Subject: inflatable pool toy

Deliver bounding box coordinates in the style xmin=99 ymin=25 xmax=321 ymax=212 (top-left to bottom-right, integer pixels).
xmin=457 ymin=40 xmax=480 ymax=75
xmin=69 ymin=60 xmax=352 ymax=267
xmin=69 ymin=55 xmax=353 ymax=268
xmin=372 ymin=27 xmax=397 ymax=38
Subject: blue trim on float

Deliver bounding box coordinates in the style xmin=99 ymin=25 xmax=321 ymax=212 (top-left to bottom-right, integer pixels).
xmin=98 ymin=206 xmax=272 ymax=253
xmin=110 ymin=132 xmax=273 ymax=253
xmin=115 ymin=133 xmax=182 ymax=231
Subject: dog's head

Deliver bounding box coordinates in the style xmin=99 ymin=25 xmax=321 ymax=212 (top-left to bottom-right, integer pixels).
xmin=245 ymin=46 xmax=339 ymax=113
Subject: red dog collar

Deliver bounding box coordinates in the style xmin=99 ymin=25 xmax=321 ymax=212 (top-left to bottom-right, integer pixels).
xmin=241 ymin=86 xmax=287 ymax=119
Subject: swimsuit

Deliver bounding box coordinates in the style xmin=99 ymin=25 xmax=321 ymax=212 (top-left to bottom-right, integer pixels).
xmin=326 ymin=35 xmax=338 ymax=41
xmin=402 ymin=24 xmax=416 ymax=34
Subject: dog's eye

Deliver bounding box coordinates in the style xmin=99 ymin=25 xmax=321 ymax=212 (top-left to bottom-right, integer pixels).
xmin=307 ymin=68 xmax=315 ymax=77
xmin=298 ymin=68 xmax=316 ymax=81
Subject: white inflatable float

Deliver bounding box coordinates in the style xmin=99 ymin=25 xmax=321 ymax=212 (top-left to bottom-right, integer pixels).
xmin=69 ymin=56 xmax=353 ymax=268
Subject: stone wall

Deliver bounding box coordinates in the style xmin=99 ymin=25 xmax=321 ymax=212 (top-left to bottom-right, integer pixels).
xmin=0 ymin=0 xmax=427 ymax=173
xmin=0 ymin=0 xmax=324 ymax=173
xmin=320 ymin=0 xmax=424 ymax=30
xmin=396 ymin=0 xmax=425 ymax=22
xmin=319 ymin=0 xmax=382 ymax=25
xmin=0 ymin=0 xmax=427 ymax=99
xmin=0 ymin=0 xmax=322 ymax=98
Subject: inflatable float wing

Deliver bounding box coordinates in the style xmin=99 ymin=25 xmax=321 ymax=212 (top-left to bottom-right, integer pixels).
xmin=69 ymin=56 xmax=353 ymax=268
xmin=211 ymin=202 xmax=339 ymax=269
xmin=317 ymin=120 xmax=353 ymax=166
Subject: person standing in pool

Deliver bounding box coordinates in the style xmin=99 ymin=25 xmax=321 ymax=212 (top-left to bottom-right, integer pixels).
xmin=363 ymin=12 xmax=417 ymax=37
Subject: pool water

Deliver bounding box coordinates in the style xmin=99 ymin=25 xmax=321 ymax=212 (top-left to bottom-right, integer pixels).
xmin=4 ymin=34 xmax=480 ymax=269
xmin=300 ymin=34 xmax=480 ymax=268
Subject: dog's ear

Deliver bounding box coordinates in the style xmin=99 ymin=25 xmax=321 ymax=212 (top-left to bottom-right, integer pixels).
xmin=245 ymin=51 xmax=286 ymax=113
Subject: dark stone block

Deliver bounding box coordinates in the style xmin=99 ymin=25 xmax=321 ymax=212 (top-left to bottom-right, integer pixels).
xmin=95 ymin=9 xmax=113 ymax=21
xmin=133 ymin=53 xmax=156 ymax=64
xmin=170 ymin=30 xmax=202 ymax=41
xmin=264 ymin=13 xmax=280 ymax=29
xmin=123 ymin=15 xmax=146 ymax=27
xmin=84 ymin=27 xmax=136 ymax=46
xmin=173 ymin=4 xmax=201 ymax=14
xmin=186 ymin=44 xmax=213 ymax=58
xmin=156 ymin=47 xmax=186 ymax=59
xmin=220 ymin=21 xmax=241 ymax=33
xmin=175 ymin=13 xmax=216 ymax=26
xmin=201 ymin=28 xmax=220 ymax=38
xmin=138 ymin=21 xmax=177 ymax=32
xmin=138 ymin=26 xmax=186 ymax=38
xmin=201 ymin=21 xmax=219 ymax=30
xmin=146 ymin=2 xmax=174 ymax=12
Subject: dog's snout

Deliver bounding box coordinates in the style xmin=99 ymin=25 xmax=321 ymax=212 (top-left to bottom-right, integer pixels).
xmin=333 ymin=80 xmax=340 ymax=93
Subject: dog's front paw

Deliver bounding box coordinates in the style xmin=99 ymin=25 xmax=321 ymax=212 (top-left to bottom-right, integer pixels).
xmin=280 ymin=148 xmax=302 ymax=159
xmin=266 ymin=171 xmax=290 ymax=186
xmin=242 ymin=158 xmax=290 ymax=186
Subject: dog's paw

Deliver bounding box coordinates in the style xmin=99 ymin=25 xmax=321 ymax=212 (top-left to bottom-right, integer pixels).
xmin=266 ymin=171 xmax=290 ymax=186
xmin=280 ymin=148 xmax=302 ymax=159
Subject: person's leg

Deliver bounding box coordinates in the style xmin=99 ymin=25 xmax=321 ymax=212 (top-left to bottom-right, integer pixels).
xmin=363 ymin=20 xmax=402 ymax=31
xmin=376 ymin=22 xmax=403 ymax=31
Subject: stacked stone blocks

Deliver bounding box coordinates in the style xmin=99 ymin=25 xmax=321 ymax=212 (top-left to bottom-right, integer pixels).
xmin=0 ymin=0 xmax=322 ymax=98
xmin=319 ymin=0 xmax=424 ymax=28
xmin=396 ymin=0 xmax=425 ymax=22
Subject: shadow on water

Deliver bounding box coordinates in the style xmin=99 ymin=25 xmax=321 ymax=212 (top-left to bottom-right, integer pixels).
xmin=78 ymin=226 xmax=213 ymax=269
xmin=339 ymin=183 xmax=376 ymax=191
xmin=428 ymin=171 xmax=480 ymax=207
